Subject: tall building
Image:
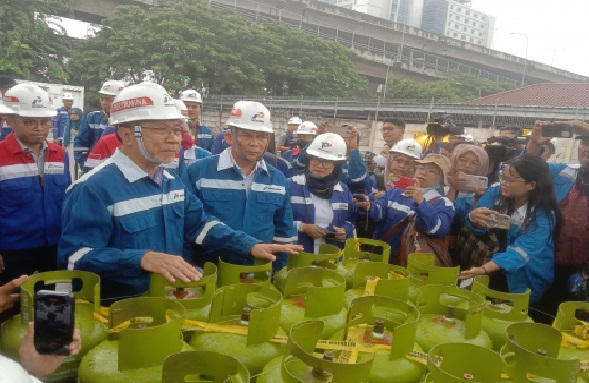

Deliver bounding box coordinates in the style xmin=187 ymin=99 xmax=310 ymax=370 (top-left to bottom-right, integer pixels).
xmin=422 ymin=0 xmax=495 ymax=48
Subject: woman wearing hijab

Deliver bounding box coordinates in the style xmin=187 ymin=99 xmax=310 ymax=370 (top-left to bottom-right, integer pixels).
xmin=288 ymin=133 xmax=356 ymax=253
xmin=63 ymin=108 xmax=83 ymax=148
xmin=447 ymin=144 xmax=490 ymax=223
xmin=356 ymin=153 xmax=455 ymax=263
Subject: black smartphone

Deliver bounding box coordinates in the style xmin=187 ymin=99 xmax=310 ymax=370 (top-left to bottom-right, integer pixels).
xmin=325 ymin=231 xmax=337 ymax=239
xmin=352 ymin=194 xmax=366 ymax=201
xmin=542 ymin=124 xmax=574 ymax=138
xmin=34 ymin=290 xmax=74 ymax=355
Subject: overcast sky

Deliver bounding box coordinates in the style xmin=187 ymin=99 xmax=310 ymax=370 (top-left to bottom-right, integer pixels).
xmin=58 ymin=0 xmax=589 ymax=78
xmin=472 ymin=0 xmax=589 ymax=77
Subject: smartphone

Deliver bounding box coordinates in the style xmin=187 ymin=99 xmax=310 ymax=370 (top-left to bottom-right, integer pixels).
xmin=34 ymin=290 xmax=74 ymax=355
xmin=352 ymin=193 xmax=366 ymax=201
xmin=394 ymin=176 xmax=415 ymax=191
xmin=328 ymin=125 xmax=353 ymax=137
xmin=459 ymin=175 xmax=488 ymax=191
xmin=486 ymin=213 xmax=511 ymax=230
xmin=325 ymin=231 xmax=337 ymax=240
xmin=542 ymin=124 xmax=574 ymax=138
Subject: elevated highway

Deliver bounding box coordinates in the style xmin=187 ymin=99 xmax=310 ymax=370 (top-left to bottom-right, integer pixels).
xmin=67 ymin=0 xmax=589 ymax=88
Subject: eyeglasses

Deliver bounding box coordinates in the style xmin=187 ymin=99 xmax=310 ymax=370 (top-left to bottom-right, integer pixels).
xmin=499 ymin=175 xmax=527 ymax=185
xmin=415 ymin=164 xmax=440 ymax=176
xmin=457 ymin=157 xmax=481 ymax=168
xmin=16 ymin=118 xmax=52 ymax=129
xmin=140 ymin=126 xmax=183 ymax=137
xmin=309 ymin=158 xmax=335 ymax=168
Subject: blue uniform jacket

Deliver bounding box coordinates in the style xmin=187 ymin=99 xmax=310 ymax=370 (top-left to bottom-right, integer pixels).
xmin=0 ymin=120 xmax=11 ymax=142
xmin=454 ymin=191 xmax=477 ymax=224
xmin=369 ymin=188 xmax=455 ymax=257
xmin=52 ymin=107 xmax=70 ymax=140
xmin=342 ymin=149 xmax=369 ymax=193
xmin=59 ymin=149 xmax=260 ymax=304
xmin=196 ymin=125 xmax=213 ymax=152
xmin=181 ymin=148 xmax=297 ymax=270
xmin=282 ymin=144 xmax=308 ymax=178
xmin=0 ymin=134 xmax=70 ymax=250
xmin=75 ymin=110 xmax=110 ymax=153
xmin=288 ymin=175 xmax=355 ymax=253
xmin=466 ymin=185 xmax=556 ymax=303
xmin=549 ymin=162 xmax=577 ymax=203
xmin=210 ymin=130 xmax=230 ymax=155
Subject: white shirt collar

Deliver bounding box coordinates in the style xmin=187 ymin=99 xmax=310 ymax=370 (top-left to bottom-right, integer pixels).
xmin=511 ymin=203 xmax=528 ymax=227
xmin=111 ymin=149 xmax=174 ymax=183
xmin=218 ymin=147 xmax=267 ymax=174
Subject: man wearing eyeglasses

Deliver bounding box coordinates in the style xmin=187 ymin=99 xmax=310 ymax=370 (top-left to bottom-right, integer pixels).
xmin=0 ymin=84 xmax=70 ymax=307
xmin=58 ymin=84 xmax=301 ymax=305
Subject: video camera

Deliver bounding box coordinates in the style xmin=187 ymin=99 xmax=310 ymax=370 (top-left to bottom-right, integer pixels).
xmin=485 ymin=136 xmax=529 ymax=162
xmin=426 ymin=113 xmax=464 ymax=137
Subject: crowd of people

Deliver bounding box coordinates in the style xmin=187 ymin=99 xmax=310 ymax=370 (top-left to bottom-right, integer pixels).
xmin=0 ymin=76 xmax=589 ymax=377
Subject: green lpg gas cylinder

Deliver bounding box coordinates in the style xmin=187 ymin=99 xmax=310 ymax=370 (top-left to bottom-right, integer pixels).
xmin=334 ymin=296 xmax=426 ymax=383
xmin=406 ymin=253 xmax=460 ymax=304
xmin=280 ymin=267 xmax=347 ymax=339
xmin=424 ymin=343 xmax=502 ymax=383
xmin=553 ymin=301 xmax=589 ymax=382
xmin=274 ymin=244 xmax=342 ymax=292
xmin=341 ymin=238 xmax=391 ymax=289
xmin=148 ymin=262 xmax=217 ymax=322
xmin=500 ymin=322 xmax=582 ymax=383
xmin=470 ymin=275 xmax=532 ymax=351
xmin=217 ymin=258 xmax=273 ymax=288
xmin=0 ymin=271 xmax=106 ymax=383
xmin=344 ymin=262 xmax=410 ymax=308
xmin=78 ymin=297 xmax=192 ymax=383
xmin=257 ymin=321 xmax=374 ymax=383
xmin=415 ymin=285 xmax=492 ymax=352
xmin=161 ymin=351 xmax=249 ymax=382
xmin=189 ymin=283 xmax=285 ymax=376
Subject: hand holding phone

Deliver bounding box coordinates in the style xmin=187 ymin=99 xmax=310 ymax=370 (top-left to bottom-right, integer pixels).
xmin=34 ymin=290 xmax=74 ymax=356
xmin=394 ymin=176 xmax=415 ymax=191
xmin=486 ymin=213 xmax=511 ymax=230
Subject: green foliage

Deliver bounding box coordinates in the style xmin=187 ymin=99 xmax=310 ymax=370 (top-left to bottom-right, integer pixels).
xmin=0 ymin=0 xmax=72 ymax=82
xmin=67 ymin=0 xmax=367 ymax=103
xmin=383 ymin=71 xmax=517 ymax=102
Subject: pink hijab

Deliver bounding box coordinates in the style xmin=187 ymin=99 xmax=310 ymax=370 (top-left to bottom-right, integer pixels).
xmin=450 ymin=144 xmax=489 ymax=177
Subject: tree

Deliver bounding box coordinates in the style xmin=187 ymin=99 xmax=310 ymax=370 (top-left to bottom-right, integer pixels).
xmin=0 ymin=0 xmax=72 ymax=82
xmin=383 ymin=71 xmax=517 ymax=102
xmin=67 ymin=0 xmax=367 ymax=105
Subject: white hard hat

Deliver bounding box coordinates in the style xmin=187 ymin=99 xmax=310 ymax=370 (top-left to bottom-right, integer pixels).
xmin=226 ymin=101 xmax=272 ymax=133
xmin=464 ymin=134 xmax=475 ymax=143
xmin=0 ymin=355 xmax=41 ymax=383
xmin=0 ymin=101 xmax=14 ymax=115
xmin=62 ymin=92 xmax=75 ymax=101
xmin=110 ymin=82 xmax=184 ymax=125
xmin=2 ymin=84 xmax=57 ymax=118
xmin=180 ymin=90 xmax=203 ymax=104
xmin=99 ymin=81 xmax=126 ymax=96
xmin=174 ymin=99 xmax=189 ymax=119
xmin=296 ymin=121 xmax=318 ymax=136
xmin=389 ymin=139 xmax=423 ymax=160
xmin=306 ymin=133 xmax=347 ymax=161
xmin=287 ymin=117 xmax=303 ymax=126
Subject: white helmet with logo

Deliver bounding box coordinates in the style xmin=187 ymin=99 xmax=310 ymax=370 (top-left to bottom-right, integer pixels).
xmin=174 ymin=99 xmax=189 ymax=119
xmin=389 ymin=139 xmax=422 ymax=160
xmin=110 ymin=83 xmax=183 ymax=125
xmin=99 ymin=81 xmax=126 ymax=96
xmin=287 ymin=116 xmax=303 ymax=126
xmin=296 ymin=121 xmax=318 ymax=136
xmin=2 ymin=84 xmax=57 ymax=118
xmin=180 ymin=90 xmax=203 ymax=104
xmin=306 ymin=133 xmax=347 ymax=162
xmin=226 ymin=101 xmax=272 ymax=133
xmin=62 ymin=92 xmax=75 ymax=101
